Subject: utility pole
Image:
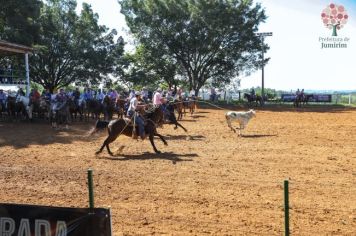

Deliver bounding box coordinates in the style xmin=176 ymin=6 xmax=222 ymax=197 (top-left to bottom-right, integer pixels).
xmin=256 ymin=32 xmax=272 ymax=105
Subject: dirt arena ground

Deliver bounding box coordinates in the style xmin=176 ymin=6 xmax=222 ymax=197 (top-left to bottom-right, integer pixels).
xmin=0 ymin=105 xmax=355 ymax=235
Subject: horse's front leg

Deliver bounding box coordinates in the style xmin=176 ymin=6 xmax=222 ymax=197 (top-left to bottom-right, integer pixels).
xmin=154 ymin=133 xmax=168 ymax=146
xmin=96 ymin=134 xmax=116 ymax=156
xmin=149 ymin=134 xmax=161 ymax=153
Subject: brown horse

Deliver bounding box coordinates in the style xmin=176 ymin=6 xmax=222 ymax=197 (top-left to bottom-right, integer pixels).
xmin=6 ymin=96 xmax=17 ymax=119
xmin=50 ymin=100 xmax=70 ymax=129
xmin=91 ymin=104 xmax=168 ymax=155
xmin=187 ymin=96 xmax=197 ymax=115
xmin=89 ymin=99 xmax=103 ymax=120
xmin=165 ymin=102 xmax=188 ymax=132
xmin=68 ymin=97 xmax=83 ymax=121
xmin=244 ymin=93 xmax=263 ymax=107
xmin=102 ymin=96 xmax=115 ymax=121
xmin=115 ymin=98 xmax=126 ymax=119
xmin=173 ymin=96 xmax=184 ymax=120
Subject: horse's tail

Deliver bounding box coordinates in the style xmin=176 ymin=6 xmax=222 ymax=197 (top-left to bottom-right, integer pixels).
xmin=88 ymin=120 xmax=109 ymax=136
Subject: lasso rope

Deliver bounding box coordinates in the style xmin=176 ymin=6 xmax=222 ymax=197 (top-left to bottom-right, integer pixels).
xmin=163 ymin=99 xmax=230 ymax=111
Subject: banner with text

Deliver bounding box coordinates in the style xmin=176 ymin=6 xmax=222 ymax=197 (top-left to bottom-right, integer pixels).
xmin=0 ymin=203 xmax=111 ymax=236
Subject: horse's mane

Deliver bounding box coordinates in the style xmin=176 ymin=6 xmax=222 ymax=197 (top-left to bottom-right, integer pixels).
xmin=144 ymin=103 xmax=164 ymax=125
xmin=144 ymin=103 xmax=159 ymax=114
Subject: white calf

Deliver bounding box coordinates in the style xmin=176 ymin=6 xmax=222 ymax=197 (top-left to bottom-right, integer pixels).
xmin=225 ymin=109 xmax=256 ymax=136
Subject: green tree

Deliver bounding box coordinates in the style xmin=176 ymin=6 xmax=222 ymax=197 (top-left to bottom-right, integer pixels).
xmin=31 ymin=0 xmax=125 ymax=92
xmin=123 ymin=44 xmax=179 ymax=89
xmin=0 ymin=0 xmax=42 ymax=46
xmin=120 ymin=0 xmax=267 ymax=95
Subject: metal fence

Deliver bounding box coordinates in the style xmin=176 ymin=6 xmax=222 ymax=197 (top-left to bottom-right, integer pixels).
xmin=0 ymin=68 xmax=26 ymax=85
xmin=198 ymin=90 xmax=356 ymax=106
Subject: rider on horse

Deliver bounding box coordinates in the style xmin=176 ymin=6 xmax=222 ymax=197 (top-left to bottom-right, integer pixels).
xmin=295 ymin=89 xmax=300 ymax=98
xmin=127 ymin=91 xmax=146 ymax=140
xmin=72 ymin=87 xmax=81 ymax=105
xmin=42 ymin=88 xmax=52 ymax=101
xmin=250 ymin=88 xmax=256 ymax=100
xmin=29 ymin=88 xmax=40 ymax=106
xmin=16 ymin=88 xmax=25 ymax=97
xmin=300 ymin=89 xmax=305 ymax=99
xmin=53 ymin=88 xmax=68 ymax=110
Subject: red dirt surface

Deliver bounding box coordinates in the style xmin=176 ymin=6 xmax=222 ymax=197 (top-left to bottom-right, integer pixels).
xmin=0 ymin=106 xmax=355 ymax=235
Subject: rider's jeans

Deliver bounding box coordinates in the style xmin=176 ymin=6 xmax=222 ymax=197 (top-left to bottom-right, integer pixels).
xmin=128 ymin=110 xmax=145 ymax=137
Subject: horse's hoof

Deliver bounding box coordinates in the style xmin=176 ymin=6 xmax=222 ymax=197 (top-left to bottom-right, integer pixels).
xmin=164 ymin=142 xmax=168 ymax=146
xmin=95 ymin=151 xmax=101 ymax=155
xmin=108 ymin=152 xmax=114 ymax=156
xmin=155 ymin=150 xmax=161 ymax=154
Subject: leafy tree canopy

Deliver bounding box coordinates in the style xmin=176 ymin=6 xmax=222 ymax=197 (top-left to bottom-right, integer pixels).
xmin=0 ymin=0 xmax=42 ymax=46
xmin=31 ymin=0 xmax=126 ymax=92
xmin=119 ymin=0 xmax=268 ymax=95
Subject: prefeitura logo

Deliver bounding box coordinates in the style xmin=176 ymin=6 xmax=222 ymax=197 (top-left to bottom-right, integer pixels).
xmin=321 ymin=3 xmax=348 ymax=36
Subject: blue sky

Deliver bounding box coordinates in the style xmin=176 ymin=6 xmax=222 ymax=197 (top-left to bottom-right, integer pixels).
xmin=76 ymin=0 xmax=356 ymax=91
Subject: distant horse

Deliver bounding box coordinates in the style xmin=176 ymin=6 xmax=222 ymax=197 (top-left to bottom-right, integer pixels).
xmin=186 ymin=96 xmax=197 ymax=115
xmin=30 ymin=97 xmax=49 ymax=119
xmin=6 ymin=96 xmax=17 ymax=119
xmin=50 ymin=100 xmax=70 ymax=129
xmin=294 ymin=94 xmax=314 ymax=107
xmin=15 ymin=95 xmax=33 ymax=120
xmin=164 ymin=102 xmax=188 ymax=132
xmin=115 ymin=98 xmax=126 ymax=119
xmin=87 ymin=99 xmax=102 ymax=120
xmin=173 ymin=96 xmax=184 ymax=120
xmin=68 ymin=97 xmax=83 ymax=121
xmin=102 ymin=96 xmax=115 ymax=121
xmin=38 ymin=97 xmax=51 ymax=120
xmin=243 ymin=93 xmax=263 ymax=107
xmin=90 ymin=105 xmax=168 ymax=155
